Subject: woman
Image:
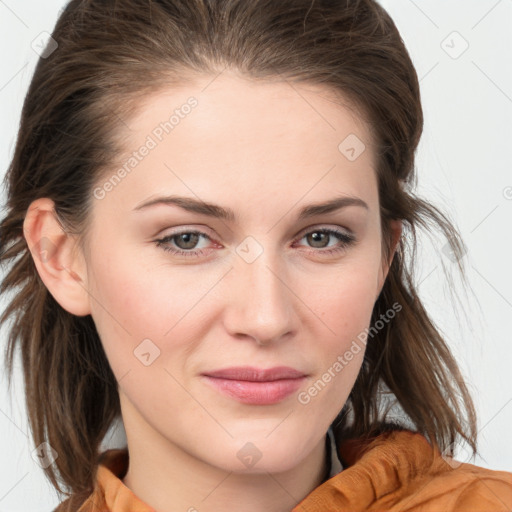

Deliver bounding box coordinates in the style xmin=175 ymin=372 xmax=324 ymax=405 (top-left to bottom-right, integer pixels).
xmin=1 ymin=0 xmax=511 ymax=510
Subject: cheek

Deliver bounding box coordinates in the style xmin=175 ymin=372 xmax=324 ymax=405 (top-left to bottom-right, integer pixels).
xmin=85 ymin=240 xmax=168 ymax=375
xmin=85 ymin=240 xmax=217 ymax=379
xmin=303 ymin=259 xmax=380 ymax=386
xmin=315 ymin=261 xmax=379 ymax=340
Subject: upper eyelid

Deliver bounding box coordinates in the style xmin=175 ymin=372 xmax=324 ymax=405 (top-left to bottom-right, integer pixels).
xmin=161 ymin=223 xmax=351 ymax=237
xmin=296 ymin=224 xmax=352 ymax=236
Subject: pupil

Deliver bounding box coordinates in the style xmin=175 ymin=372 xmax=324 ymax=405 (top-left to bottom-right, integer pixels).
xmin=309 ymin=232 xmax=327 ymax=248
xmin=178 ymin=233 xmax=198 ymax=249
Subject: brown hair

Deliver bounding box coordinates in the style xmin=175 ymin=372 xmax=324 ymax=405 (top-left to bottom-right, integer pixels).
xmin=1 ymin=0 xmax=478 ymax=502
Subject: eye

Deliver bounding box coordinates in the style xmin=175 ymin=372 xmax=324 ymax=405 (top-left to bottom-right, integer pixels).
xmin=154 ymin=230 xmax=214 ymax=259
xmin=154 ymin=226 xmax=356 ymax=259
xmin=293 ymin=227 xmax=356 ymax=256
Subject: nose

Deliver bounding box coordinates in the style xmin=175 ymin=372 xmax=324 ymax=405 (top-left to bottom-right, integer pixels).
xmin=223 ymin=251 xmax=295 ymax=346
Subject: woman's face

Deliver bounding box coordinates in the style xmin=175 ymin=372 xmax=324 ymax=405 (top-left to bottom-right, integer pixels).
xmin=80 ymin=71 xmax=399 ymax=473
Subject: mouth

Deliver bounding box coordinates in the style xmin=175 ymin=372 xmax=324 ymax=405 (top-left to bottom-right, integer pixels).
xmin=201 ymin=366 xmax=308 ymax=405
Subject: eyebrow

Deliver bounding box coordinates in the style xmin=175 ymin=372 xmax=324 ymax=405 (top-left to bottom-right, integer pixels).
xmin=132 ymin=194 xmax=368 ymax=221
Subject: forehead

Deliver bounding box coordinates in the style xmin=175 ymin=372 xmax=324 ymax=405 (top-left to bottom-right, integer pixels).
xmin=96 ymin=71 xmax=378 ymax=218
xmin=123 ymin=71 xmax=372 ymax=152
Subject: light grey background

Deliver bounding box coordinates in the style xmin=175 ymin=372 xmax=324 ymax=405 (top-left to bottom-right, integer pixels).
xmin=1 ymin=1 xmax=511 ymax=510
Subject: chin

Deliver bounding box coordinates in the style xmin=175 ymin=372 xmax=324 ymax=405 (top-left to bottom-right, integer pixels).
xmin=196 ymin=433 xmax=310 ymax=475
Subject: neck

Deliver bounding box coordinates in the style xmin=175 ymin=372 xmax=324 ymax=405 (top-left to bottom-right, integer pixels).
xmin=120 ymin=403 xmax=328 ymax=512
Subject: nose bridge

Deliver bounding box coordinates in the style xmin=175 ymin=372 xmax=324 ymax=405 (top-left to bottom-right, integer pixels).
xmin=226 ymin=242 xmax=294 ymax=344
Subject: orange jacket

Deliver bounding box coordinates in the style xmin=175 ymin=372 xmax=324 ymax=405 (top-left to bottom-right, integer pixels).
xmin=54 ymin=429 xmax=512 ymax=511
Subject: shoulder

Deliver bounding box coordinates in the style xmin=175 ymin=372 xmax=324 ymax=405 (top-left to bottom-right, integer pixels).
xmin=417 ymin=461 xmax=512 ymax=511
xmin=321 ymin=429 xmax=512 ymax=512
xmin=375 ymin=432 xmax=512 ymax=511
xmin=372 ymin=430 xmax=512 ymax=511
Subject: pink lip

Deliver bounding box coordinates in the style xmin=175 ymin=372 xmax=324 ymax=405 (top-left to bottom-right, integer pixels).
xmin=201 ymin=366 xmax=307 ymax=405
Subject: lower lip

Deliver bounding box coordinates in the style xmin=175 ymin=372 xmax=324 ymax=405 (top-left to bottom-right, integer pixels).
xmin=202 ymin=376 xmax=306 ymax=405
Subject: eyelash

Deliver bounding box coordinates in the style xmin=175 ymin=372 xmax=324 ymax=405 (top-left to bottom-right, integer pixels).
xmin=154 ymin=227 xmax=356 ymax=259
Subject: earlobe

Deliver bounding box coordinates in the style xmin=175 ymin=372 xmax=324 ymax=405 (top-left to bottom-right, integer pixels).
xmin=23 ymin=198 xmax=91 ymax=317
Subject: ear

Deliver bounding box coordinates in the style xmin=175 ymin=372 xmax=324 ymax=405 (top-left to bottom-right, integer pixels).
xmin=376 ymin=218 xmax=402 ymax=301
xmin=22 ymin=197 xmax=91 ymax=316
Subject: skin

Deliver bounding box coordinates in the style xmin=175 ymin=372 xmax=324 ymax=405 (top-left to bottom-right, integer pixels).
xmin=24 ymin=70 xmax=401 ymax=512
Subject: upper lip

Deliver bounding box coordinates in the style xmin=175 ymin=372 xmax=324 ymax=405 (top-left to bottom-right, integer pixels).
xmin=202 ymin=366 xmax=307 ymax=382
